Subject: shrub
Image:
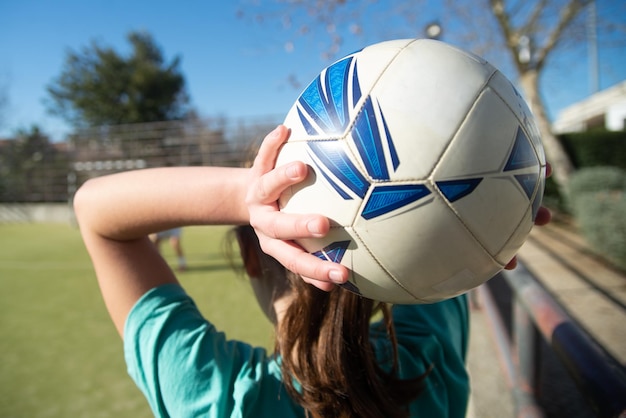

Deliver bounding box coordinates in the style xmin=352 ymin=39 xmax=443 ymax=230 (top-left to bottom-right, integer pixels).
xmin=546 ymin=131 xmax=626 ymax=213
xmin=568 ymin=167 xmax=626 ymax=271
xmin=566 ymin=166 xmax=626 ymax=214
xmin=574 ymin=192 xmax=626 ymax=271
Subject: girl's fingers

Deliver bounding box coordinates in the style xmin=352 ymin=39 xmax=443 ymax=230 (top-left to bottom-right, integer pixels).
xmin=252 ymin=211 xmax=330 ymax=240
xmin=250 ymin=125 xmax=291 ymax=177
xmin=258 ymin=237 xmax=348 ymax=286
xmin=504 ymin=257 xmax=518 ymax=270
xmin=250 ymin=161 xmax=308 ymax=205
xmin=247 ymin=125 xmax=350 ymax=290
xmin=534 ymin=206 xmax=552 ymax=226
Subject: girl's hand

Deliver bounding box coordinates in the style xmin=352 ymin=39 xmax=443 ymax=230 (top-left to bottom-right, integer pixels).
xmin=245 ymin=126 xmax=349 ymax=291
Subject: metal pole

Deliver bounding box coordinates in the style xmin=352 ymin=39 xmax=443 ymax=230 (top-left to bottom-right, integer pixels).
xmin=477 ymin=284 xmax=545 ymax=417
xmin=514 ymin=297 xmax=543 ymax=416
xmin=587 ymin=0 xmax=600 ymax=94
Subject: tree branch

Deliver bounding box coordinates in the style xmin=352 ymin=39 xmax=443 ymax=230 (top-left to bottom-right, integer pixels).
xmin=533 ymin=0 xmax=590 ymax=71
xmin=520 ymin=0 xmax=549 ymax=36
xmin=490 ymin=0 xmax=515 ymax=48
xmin=490 ymin=0 xmax=525 ymax=72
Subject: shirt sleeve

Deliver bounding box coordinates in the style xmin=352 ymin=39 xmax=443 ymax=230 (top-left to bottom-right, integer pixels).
xmin=123 ymin=283 xmax=303 ymax=418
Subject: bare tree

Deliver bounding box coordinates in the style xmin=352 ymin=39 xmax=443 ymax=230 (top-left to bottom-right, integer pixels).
xmin=240 ymin=0 xmax=625 ymax=194
xmin=486 ymin=0 xmax=586 ymax=190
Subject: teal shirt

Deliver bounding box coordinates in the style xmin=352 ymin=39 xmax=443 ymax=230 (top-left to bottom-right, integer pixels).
xmin=124 ymin=284 xmax=469 ymax=417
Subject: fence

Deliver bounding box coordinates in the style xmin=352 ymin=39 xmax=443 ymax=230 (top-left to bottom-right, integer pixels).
xmin=0 ymin=116 xmax=282 ymax=203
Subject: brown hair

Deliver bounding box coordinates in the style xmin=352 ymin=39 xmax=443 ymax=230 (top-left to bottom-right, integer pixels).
xmin=232 ymin=225 xmax=427 ymax=418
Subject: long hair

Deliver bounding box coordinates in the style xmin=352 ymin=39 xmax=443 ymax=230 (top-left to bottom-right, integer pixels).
xmin=232 ymin=225 xmax=427 ymax=418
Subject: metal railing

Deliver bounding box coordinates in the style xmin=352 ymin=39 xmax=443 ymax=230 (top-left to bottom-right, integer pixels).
xmin=477 ymin=264 xmax=626 ymax=418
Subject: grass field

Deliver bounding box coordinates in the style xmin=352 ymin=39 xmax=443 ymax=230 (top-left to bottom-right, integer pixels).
xmin=0 ymin=223 xmax=274 ymax=418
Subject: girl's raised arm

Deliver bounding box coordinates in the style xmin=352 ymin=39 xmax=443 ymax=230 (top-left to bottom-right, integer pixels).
xmin=74 ymin=125 xmax=348 ymax=336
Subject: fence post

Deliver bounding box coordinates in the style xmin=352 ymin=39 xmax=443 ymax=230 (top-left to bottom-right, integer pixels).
xmin=513 ymin=297 xmax=544 ymax=417
xmin=476 ymin=284 xmax=545 ymax=417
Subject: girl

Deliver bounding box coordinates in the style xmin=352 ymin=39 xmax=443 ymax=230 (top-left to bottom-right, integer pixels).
xmin=75 ymin=125 xmax=551 ymax=417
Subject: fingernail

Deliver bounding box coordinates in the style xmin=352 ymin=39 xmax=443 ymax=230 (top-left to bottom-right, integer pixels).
xmin=286 ymin=163 xmax=300 ymax=179
xmin=329 ymin=269 xmax=345 ymax=283
xmin=307 ymin=219 xmax=323 ymax=236
xmin=270 ymin=125 xmax=281 ymax=138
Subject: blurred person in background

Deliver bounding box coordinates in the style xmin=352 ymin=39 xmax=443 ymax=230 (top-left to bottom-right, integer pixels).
xmin=150 ymin=228 xmax=187 ymax=272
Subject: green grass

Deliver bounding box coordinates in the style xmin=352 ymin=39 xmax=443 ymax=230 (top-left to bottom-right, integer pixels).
xmin=0 ymin=223 xmax=274 ymax=418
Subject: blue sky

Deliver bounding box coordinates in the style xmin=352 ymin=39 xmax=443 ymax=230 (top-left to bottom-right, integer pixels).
xmin=1 ymin=0 xmax=624 ymax=142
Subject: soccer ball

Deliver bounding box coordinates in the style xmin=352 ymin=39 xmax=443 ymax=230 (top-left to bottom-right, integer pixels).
xmin=276 ymin=39 xmax=546 ymax=304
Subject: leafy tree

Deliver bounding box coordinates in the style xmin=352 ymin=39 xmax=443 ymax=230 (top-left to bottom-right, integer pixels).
xmin=46 ymin=31 xmax=189 ymax=127
xmin=241 ymin=0 xmax=625 ymax=194
xmin=0 ymin=126 xmax=70 ymax=202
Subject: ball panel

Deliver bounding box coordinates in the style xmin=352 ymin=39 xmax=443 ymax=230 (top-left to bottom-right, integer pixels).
xmin=361 ymin=183 xmax=432 ymax=220
xmin=531 ymin=170 xmax=546 ymax=220
xmin=488 ymin=71 xmax=546 ymax=166
xmin=354 ymin=196 xmax=500 ymax=302
xmin=345 ymin=95 xmax=400 ymax=182
xmin=433 ymin=86 xmax=533 ymax=179
xmin=349 ymin=39 xmax=418 ymax=102
xmin=495 ymin=209 xmax=534 ymax=265
xmin=447 ymin=175 xmax=532 ymax=256
xmin=372 ymin=40 xmax=498 ymax=181
xmin=284 ymin=39 xmax=415 ymax=142
xmin=348 ymin=237 xmax=419 ymax=303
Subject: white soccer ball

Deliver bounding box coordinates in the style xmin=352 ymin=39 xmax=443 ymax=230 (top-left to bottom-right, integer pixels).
xmin=277 ymin=39 xmax=546 ymax=304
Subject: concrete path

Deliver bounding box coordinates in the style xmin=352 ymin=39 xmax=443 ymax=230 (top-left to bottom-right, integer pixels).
xmin=518 ymin=222 xmax=626 ymax=365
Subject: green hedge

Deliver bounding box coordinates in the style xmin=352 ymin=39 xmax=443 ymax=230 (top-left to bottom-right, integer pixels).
xmin=568 ymin=167 xmax=626 ymax=271
xmin=559 ymin=130 xmax=626 ymax=169
xmin=543 ymin=130 xmax=626 ymax=211
xmin=567 ymin=166 xmax=626 ymax=197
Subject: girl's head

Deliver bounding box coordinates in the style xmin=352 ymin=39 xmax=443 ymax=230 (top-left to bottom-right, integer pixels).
xmin=232 ymin=224 xmax=426 ymax=418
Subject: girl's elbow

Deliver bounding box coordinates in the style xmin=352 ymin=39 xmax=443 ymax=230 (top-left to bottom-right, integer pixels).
xmin=73 ymin=179 xmax=99 ymax=228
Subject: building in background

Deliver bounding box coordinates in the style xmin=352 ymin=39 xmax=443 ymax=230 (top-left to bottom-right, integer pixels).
xmin=552 ymin=80 xmax=626 ymax=133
